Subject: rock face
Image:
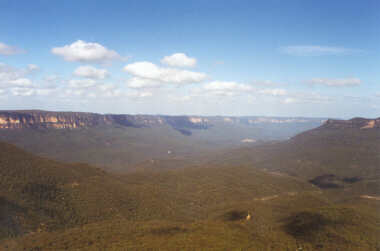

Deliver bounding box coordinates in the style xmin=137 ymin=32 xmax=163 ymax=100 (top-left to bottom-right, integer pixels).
xmin=0 ymin=110 xmax=211 ymax=131
xmin=0 ymin=111 xmax=110 ymax=129
xmin=0 ymin=110 xmax=324 ymax=135
xmin=321 ymin=118 xmax=380 ymax=130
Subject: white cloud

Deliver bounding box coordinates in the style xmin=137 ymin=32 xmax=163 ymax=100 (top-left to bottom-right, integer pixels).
xmin=64 ymin=88 xmax=84 ymax=97
xmin=103 ymin=89 xmax=123 ymax=98
xmin=251 ymin=80 xmax=281 ymax=86
xmin=280 ymin=92 xmax=333 ymax=105
xmin=62 ymin=79 xmax=124 ymax=100
xmin=0 ymin=63 xmax=60 ymax=97
xmin=27 ymin=64 xmax=39 ymax=72
xmin=68 ymin=79 xmax=97 ymax=88
xmin=128 ymin=90 xmax=153 ymax=98
xmin=74 ymin=65 xmax=109 ymax=79
xmin=10 ymin=87 xmax=35 ymax=96
xmin=283 ymin=97 xmax=297 ymax=104
xmin=43 ymin=75 xmax=65 ymax=87
xmin=161 ymin=53 xmax=197 ymax=67
xmin=168 ymin=95 xmax=192 ymax=103
xmin=259 ymin=88 xmax=287 ymax=96
xmin=203 ymin=83 xmax=286 ymax=97
xmin=308 ymin=78 xmax=361 ymax=87
xmin=203 ymin=81 xmax=253 ymax=92
xmin=98 ymin=83 xmax=116 ymax=91
xmin=280 ymin=45 xmax=362 ymax=56
xmin=35 ymin=88 xmax=54 ymax=96
xmin=0 ymin=42 xmax=24 ymax=55
xmin=0 ymin=63 xmax=34 ymax=88
xmin=8 ymin=78 xmax=33 ymax=87
xmin=52 ymin=40 xmax=121 ymax=63
xmin=127 ymin=77 xmax=160 ymax=89
xmin=124 ymin=61 xmax=207 ymax=88
xmin=202 ymin=81 xmax=253 ymax=96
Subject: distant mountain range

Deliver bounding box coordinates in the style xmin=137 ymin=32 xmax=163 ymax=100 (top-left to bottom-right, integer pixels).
xmin=0 ymin=110 xmax=325 ymax=171
xmin=0 ymin=110 xmax=324 ymax=134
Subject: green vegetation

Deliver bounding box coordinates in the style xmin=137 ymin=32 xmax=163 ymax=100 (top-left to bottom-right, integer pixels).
xmin=0 ymin=118 xmax=379 ymax=250
xmin=213 ymin=125 xmax=380 ymax=197
xmin=0 ymin=114 xmax=322 ymax=172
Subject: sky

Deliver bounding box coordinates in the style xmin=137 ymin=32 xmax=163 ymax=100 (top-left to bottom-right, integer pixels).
xmin=0 ymin=0 xmax=379 ymax=118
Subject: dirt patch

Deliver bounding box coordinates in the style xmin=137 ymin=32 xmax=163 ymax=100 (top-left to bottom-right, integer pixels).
xmin=268 ymin=171 xmax=285 ymax=176
xmin=360 ymin=120 xmax=375 ymax=129
xmin=360 ymin=195 xmax=380 ymax=201
xmin=254 ymin=195 xmax=279 ymax=201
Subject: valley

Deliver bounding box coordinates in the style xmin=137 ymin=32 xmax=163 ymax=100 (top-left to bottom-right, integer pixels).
xmin=0 ymin=110 xmax=324 ymax=172
xmin=0 ymin=112 xmax=378 ymax=250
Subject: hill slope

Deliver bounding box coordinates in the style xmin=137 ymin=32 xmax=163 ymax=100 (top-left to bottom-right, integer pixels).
xmin=0 ymin=110 xmax=323 ymax=171
xmin=0 ymin=142 xmax=140 ymax=239
xmin=212 ymin=117 xmax=380 ymax=197
xmin=0 ymin=117 xmax=379 ymax=250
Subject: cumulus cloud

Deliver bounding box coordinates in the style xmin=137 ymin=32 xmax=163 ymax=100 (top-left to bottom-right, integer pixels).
xmin=202 ymin=82 xmax=287 ymax=98
xmin=0 ymin=62 xmax=60 ymax=97
xmin=204 ymin=81 xmax=252 ymax=91
xmin=127 ymin=77 xmax=160 ymax=89
xmin=280 ymin=92 xmax=333 ymax=105
xmin=35 ymin=88 xmax=55 ymax=96
xmin=283 ymin=97 xmax=297 ymax=104
xmin=27 ymin=64 xmax=40 ymax=72
xmin=251 ymin=80 xmax=282 ymax=86
xmin=74 ymin=65 xmax=109 ymax=79
xmin=43 ymin=75 xmax=63 ymax=86
xmin=0 ymin=63 xmax=34 ymax=88
xmin=52 ymin=40 xmax=121 ymax=63
xmin=128 ymin=90 xmax=153 ymax=98
xmin=98 ymin=83 xmax=116 ymax=91
xmin=124 ymin=61 xmax=207 ymax=89
xmin=10 ymin=87 xmax=35 ymax=96
xmin=64 ymin=88 xmax=85 ymax=97
xmin=280 ymin=45 xmax=363 ymax=56
xmin=161 ymin=53 xmax=197 ymax=67
xmin=168 ymin=95 xmax=192 ymax=103
xmin=308 ymin=78 xmax=361 ymax=87
xmin=61 ymin=77 xmax=124 ymax=100
xmin=259 ymin=88 xmax=287 ymax=96
xmin=0 ymin=42 xmax=24 ymax=55
xmin=8 ymin=78 xmax=33 ymax=87
xmin=68 ymin=79 xmax=97 ymax=88
xmin=202 ymin=81 xmax=253 ymax=96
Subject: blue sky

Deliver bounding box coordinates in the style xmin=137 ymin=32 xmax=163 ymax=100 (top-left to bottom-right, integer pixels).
xmin=0 ymin=0 xmax=379 ymax=118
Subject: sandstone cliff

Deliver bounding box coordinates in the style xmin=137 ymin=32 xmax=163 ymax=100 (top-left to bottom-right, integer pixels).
xmin=0 ymin=110 xmax=324 ymax=136
xmin=0 ymin=110 xmax=210 ymax=131
xmin=322 ymin=118 xmax=380 ymax=130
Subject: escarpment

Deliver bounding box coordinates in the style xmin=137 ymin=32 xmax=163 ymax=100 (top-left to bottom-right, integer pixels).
xmin=0 ymin=110 xmax=211 ymax=132
xmin=0 ymin=110 xmax=324 ymax=136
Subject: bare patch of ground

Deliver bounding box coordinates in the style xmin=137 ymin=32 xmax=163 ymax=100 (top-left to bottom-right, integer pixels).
xmin=360 ymin=195 xmax=380 ymax=201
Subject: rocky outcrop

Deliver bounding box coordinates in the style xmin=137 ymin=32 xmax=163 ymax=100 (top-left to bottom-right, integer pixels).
xmin=0 ymin=110 xmax=325 ymax=135
xmin=0 ymin=111 xmax=109 ymax=129
xmin=321 ymin=118 xmax=380 ymax=130
xmin=0 ymin=110 xmax=211 ymax=133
